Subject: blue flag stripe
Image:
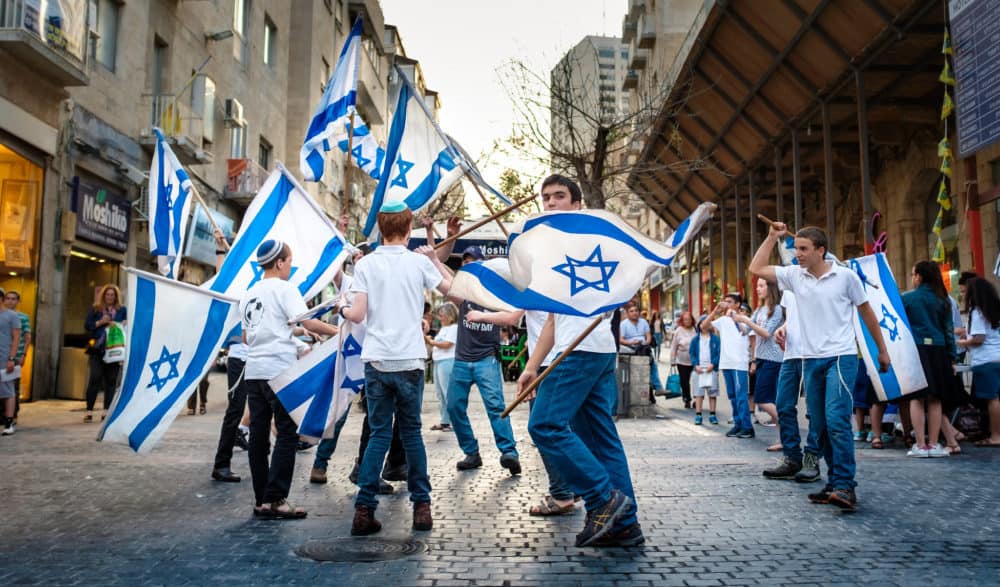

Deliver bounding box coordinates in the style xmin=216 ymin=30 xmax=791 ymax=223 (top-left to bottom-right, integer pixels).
xmin=299 ymin=370 xmax=337 ymax=438
xmin=363 ymin=80 xmax=410 ymax=236
xmin=277 ymin=353 xmax=338 ymax=414
xmin=150 ymin=135 xmax=171 ymax=255
xmin=401 ymin=149 xmax=457 ymax=211
xmin=510 ymin=213 xmax=677 ymax=267
xmin=461 ymin=262 xmax=623 ymax=317
xmin=105 ymin=275 xmax=156 ymax=428
xmin=303 ymin=90 xmax=357 ymax=149
xmin=127 ymin=298 xmax=232 ymax=451
xmin=297 ymin=236 xmax=346 ymax=297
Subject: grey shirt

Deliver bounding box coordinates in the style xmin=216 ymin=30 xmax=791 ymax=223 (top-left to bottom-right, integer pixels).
xmin=0 ymin=309 xmax=21 ymax=362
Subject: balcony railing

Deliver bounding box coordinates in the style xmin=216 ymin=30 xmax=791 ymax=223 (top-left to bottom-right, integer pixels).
xmin=0 ymin=0 xmax=89 ymax=85
xmin=225 ymin=158 xmax=267 ymax=201
xmin=139 ymin=94 xmax=211 ymax=165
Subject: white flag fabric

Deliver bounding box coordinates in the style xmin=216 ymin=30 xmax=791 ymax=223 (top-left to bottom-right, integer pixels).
xmin=270 ymin=321 xmax=366 ymax=441
xmin=362 ymin=68 xmax=464 ymax=236
xmin=848 ymin=253 xmax=927 ymax=402
xmin=148 ymin=128 xmax=193 ymax=279
xmin=204 ymin=163 xmax=351 ymax=300
xmin=333 ymin=114 xmax=385 ymax=180
xmin=99 ymin=269 xmax=240 ymax=452
xmin=450 ymin=203 xmax=714 ymax=316
xmin=300 ymin=17 xmax=362 ymax=182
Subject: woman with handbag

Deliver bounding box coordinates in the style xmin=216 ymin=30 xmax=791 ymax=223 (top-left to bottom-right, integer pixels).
xmin=83 ymin=284 xmax=127 ymax=423
xmin=651 ymin=311 xmax=664 ymax=360
xmin=669 ymin=312 xmax=697 ymax=408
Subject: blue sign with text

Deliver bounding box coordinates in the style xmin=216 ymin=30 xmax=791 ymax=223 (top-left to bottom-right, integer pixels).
xmin=950 ymin=0 xmax=1000 ymax=157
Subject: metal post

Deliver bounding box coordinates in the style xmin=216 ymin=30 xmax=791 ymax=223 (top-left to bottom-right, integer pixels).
xmin=720 ymin=198 xmax=728 ymax=296
xmin=735 ymin=184 xmax=743 ymax=298
xmin=856 ymin=69 xmax=874 ymax=252
xmin=775 ymin=147 xmax=784 ymax=222
xmin=792 ymin=127 xmax=803 ymax=231
xmin=822 ymin=100 xmax=836 ymax=255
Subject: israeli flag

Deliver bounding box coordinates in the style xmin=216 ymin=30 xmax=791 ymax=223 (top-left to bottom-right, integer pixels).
xmin=778 ymin=235 xmax=841 ymax=266
xmin=333 ymin=114 xmax=385 ymax=180
xmin=204 ymin=163 xmax=351 ymax=300
xmin=446 ymin=134 xmax=513 ymax=206
xmin=300 ymin=17 xmax=362 ymax=182
xmin=270 ymin=321 xmax=366 ymax=440
xmin=450 ymin=203 xmax=714 ymax=316
xmin=848 ymin=253 xmax=927 ymax=401
xmin=362 ymin=66 xmax=464 ymax=236
xmin=148 ymin=128 xmax=193 ymax=279
xmin=99 ymin=269 xmax=240 ymax=452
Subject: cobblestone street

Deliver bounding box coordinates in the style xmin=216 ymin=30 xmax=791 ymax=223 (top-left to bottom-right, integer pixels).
xmin=2 ymin=368 xmax=999 ymax=586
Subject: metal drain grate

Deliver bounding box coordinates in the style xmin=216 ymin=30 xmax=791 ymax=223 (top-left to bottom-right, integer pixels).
xmin=295 ymin=537 xmax=429 ymax=562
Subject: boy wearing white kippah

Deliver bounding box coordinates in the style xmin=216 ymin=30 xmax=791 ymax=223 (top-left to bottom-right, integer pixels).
xmin=241 ymin=239 xmax=339 ymax=519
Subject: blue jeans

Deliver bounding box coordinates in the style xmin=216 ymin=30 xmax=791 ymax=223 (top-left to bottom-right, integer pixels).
xmin=447 ymin=356 xmax=517 ymax=457
xmin=355 ymin=366 xmax=431 ymax=509
xmin=312 ymin=404 xmax=352 ymax=471
xmin=530 ymin=396 xmax=574 ymax=501
xmin=433 ymin=358 xmax=454 ymax=425
xmin=528 ymin=351 xmax=637 ymax=529
xmin=722 ymin=369 xmax=752 ymax=431
xmin=803 ymin=355 xmax=858 ymax=490
xmin=776 ymin=358 xmax=826 ymax=463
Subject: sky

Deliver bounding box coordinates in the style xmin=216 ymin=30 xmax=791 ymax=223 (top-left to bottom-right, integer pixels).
xmin=380 ymin=0 xmax=627 ymax=191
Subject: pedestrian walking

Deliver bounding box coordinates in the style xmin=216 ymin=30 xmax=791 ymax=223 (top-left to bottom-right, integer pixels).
xmin=3 ymin=290 xmax=30 ymax=426
xmin=669 ymin=311 xmax=697 ymax=408
xmin=427 ymin=302 xmax=458 ymax=432
xmin=83 ymin=284 xmax=127 ymax=423
xmin=651 ymin=310 xmax=664 ymax=360
xmin=0 ymin=289 xmax=22 ymax=436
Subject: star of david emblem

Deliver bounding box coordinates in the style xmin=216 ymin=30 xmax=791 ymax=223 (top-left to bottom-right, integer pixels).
xmin=246 ymin=261 xmax=299 ymax=289
xmin=147 ymin=346 xmax=181 ymax=392
xmin=341 ymin=334 xmax=362 ymax=357
xmin=552 ymin=245 xmax=619 ymax=296
xmin=390 ymin=156 xmax=414 ymax=189
xmin=878 ymin=304 xmax=900 ymax=342
xmin=341 ymin=375 xmax=365 ymax=393
xmin=351 ymin=144 xmax=371 ymax=169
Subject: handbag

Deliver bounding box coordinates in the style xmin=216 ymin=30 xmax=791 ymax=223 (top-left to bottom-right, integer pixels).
xmin=103 ymin=321 xmax=127 ymax=364
xmin=665 ymin=366 xmax=682 ymax=395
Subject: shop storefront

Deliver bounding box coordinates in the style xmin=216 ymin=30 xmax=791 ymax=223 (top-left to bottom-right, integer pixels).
xmin=0 ymin=141 xmax=45 ymax=402
xmin=57 ymin=176 xmax=130 ymax=400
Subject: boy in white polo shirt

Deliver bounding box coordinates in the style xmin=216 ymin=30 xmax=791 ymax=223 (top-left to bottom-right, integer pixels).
xmin=341 ymin=201 xmax=452 ymax=536
xmin=750 ymin=223 xmax=889 ymax=511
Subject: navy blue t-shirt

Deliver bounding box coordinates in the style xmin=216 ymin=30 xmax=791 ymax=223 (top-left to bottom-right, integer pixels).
xmin=456 ymin=301 xmax=499 ymax=362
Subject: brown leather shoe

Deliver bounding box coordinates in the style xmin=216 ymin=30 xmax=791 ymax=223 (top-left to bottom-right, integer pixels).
xmin=309 ymin=467 xmax=327 ymax=484
xmin=351 ymin=505 xmax=382 ymax=536
xmin=412 ymin=502 xmax=433 ymax=531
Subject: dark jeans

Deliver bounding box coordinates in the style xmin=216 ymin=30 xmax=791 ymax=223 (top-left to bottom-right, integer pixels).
xmin=676 ymin=364 xmax=694 ymax=404
xmin=85 ymin=353 xmax=121 ymax=411
xmin=246 ymin=379 xmax=298 ymax=506
xmin=356 ymin=393 xmax=406 ymax=471
xmin=187 ymin=375 xmax=209 ymax=410
xmin=355 ymin=366 xmax=430 ymax=510
xmin=212 ymin=358 xmax=247 ymax=471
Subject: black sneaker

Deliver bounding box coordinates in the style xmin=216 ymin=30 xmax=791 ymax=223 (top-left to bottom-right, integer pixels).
xmin=296 ymin=441 xmax=314 ymax=451
xmin=500 ymin=452 xmax=522 ymax=476
xmin=234 ymin=429 xmax=250 ymax=451
xmin=378 ymin=478 xmax=395 ymax=495
xmin=828 ymin=488 xmax=857 ymax=512
xmin=736 ymin=428 xmax=755 ymax=439
xmin=725 ymin=426 xmax=741 ymax=437
xmin=794 ymin=452 xmax=822 ymax=483
xmin=456 ymin=452 xmax=483 ymax=471
xmin=590 ymin=522 xmax=646 ymax=547
xmin=575 ymin=489 xmax=632 ymax=547
xmin=382 ymin=464 xmax=408 ymax=481
xmin=762 ymin=457 xmax=802 ymax=480
xmin=808 ymin=485 xmax=834 ymax=504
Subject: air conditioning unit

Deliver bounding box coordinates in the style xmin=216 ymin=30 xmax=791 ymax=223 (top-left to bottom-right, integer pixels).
xmin=223 ymin=98 xmax=245 ymax=128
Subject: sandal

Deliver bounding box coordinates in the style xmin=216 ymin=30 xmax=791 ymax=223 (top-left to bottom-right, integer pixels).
xmin=199 ymin=405 xmax=206 ymax=415
xmin=870 ymin=438 xmax=884 ymax=449
xmin=259 ymin=499 xmax=307 ymax=519
xmin=974 ymin=439 xmax=1000 ymax=448
xmin=253 ymin=504 xmax=271 ymax=517
xmin=529 ymin=495 xmax=575 ymax=516
xmin=945 ymin=444 xmax=961 ymax=455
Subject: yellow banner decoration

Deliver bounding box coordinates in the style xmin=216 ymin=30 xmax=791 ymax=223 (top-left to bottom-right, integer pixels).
xmin=938 ymin=137 xmax=952 ymax=159
xmin=940 ymin=155 xmax=953 ymax=178
xmin=942 ymin=29 xmax=952 ymax=56
xmin=932 ymin=209 xmax=944 ymax=236
xmin=939 ymin=61 xmax=956 ymax=86
xmin=937 ymin=179 xmax=952 ymax=210
xmin=932 ymin=237 xmax=945 ymax=262
xmin=941 ymin=90 xmax=954 ymax=119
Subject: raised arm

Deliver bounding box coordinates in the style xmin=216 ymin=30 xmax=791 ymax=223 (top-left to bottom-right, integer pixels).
xmin=416 ymin=245 xmax=453 ymax=295
xmin=858 ymin=301 xmax=890 ymax=372
xmin=749 ymin=222 xmax=788 ymax=283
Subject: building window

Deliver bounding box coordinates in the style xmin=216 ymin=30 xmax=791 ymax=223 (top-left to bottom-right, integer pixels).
xmin=263 ymin=15 xmax=277 ymax=67
xmin=230 ymin=126 xmax=247 ymax=158
xmin=320 ymin=56 xmax=330 ymax=94
xmin=362 ymin=37 xmax=381 ymax=79
xmin=598 ymin=48 xmax=614 ymax=58
xmin=233 ymin=0 xmax=250 ymax=63
xmin=258 ymin=137 xmax=272 ymax=170
xmin=88 ymin=0 xmax=120 ymax=71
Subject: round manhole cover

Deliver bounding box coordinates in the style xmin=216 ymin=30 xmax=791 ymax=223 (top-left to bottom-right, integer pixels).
xmin=295 ymin=537 xmax=429 ymax=562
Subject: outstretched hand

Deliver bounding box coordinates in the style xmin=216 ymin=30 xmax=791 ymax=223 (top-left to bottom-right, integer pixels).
xmin=446 ymin=216 xmax=462 ymax=236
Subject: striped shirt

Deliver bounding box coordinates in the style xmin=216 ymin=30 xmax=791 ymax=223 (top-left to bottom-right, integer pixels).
xmin=751 ymin=305 xmax=784 ymax=363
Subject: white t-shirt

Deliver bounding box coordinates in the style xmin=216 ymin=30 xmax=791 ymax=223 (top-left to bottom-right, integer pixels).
xmin=553 ymin=314 xmax=616 ymax=355
xmin=775 ymin=263 xmax=868 ymax=358
xmin=525 ymin=310 xmax=559 ymax=366
xmin=968 ymin=308 xmax=1000 ymax=366
xmin=432 ymin=324 xmax=457 ymax=361
xmin=713 ymin=315 xmax=749 ymax=371
xmin=350 ymin=244 xmax=442 ymax=362
xmin=698 ymin=335 xmax=713 ymax=368
xmin=228 ymin=342 xmax=249 ymax=361
xmin=241 ymin=278 xmax=309 ymax=380
xmin=781 ymin=291 xmax=802 ymax=360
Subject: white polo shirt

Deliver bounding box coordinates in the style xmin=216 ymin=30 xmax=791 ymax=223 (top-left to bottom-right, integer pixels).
xmin=350 ymin=245 xmax=442 ymax=362
xmin=775 ymin=263 xmax=868 ymax=358
xmin=525 ymin=310 xmax=559 ymax=366
xmin=780 ymin=291 xmax=802 ymax=360
xmin=553 ymin=313 xmax=616 ymax=356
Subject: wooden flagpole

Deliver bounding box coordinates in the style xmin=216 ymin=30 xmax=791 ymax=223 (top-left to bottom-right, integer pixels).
xmin=190 ymin=182 xmax=229 ymax=252
xmin=501 ymin=315 xmax=604 ymax=418
xmin=464 ymin=170 xmax=509 ymax=238
xmin=433 ymin=194 xmax=536 ymax=251
xmin=342 ymin=111 xmax=356 ymax=227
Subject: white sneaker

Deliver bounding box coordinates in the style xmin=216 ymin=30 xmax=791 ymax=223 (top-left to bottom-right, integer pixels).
xmin=1 ymin=424 xmax=14 ymax=436
xmin=927 ymin=443 xmax=949 ymax=458
xmin=906 ymin=445 xmax=929 ymax=458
